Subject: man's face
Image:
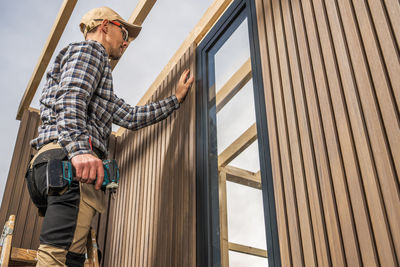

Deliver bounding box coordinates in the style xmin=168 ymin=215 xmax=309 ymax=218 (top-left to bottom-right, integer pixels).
xmin=107 ymin=21 xmax=129 ymax=60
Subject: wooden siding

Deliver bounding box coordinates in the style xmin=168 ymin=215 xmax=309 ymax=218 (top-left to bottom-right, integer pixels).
xmin=0 ymin=110 xmax=43 ymax=250
xmin=255 ymin=0 xmax=400 ymax=266
xmin=103 ymin=44 xmax=196 ymax=267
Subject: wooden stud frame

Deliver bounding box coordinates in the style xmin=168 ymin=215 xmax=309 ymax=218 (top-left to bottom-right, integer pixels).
xmin=216 ymin=58 xmax=251 ymax=112
xmin=218 ymin=123 xmax=257 ymax=168
xmin=16 ymin=0 xmax=77 ymax=120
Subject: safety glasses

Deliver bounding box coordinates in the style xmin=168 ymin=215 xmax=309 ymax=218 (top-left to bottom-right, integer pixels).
xmin=109 ymin=20 xmax=129 ymax=42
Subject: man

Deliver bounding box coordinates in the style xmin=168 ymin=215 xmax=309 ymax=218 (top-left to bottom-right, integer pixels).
xmin=28 ymin=6 xmax=193 ymax=267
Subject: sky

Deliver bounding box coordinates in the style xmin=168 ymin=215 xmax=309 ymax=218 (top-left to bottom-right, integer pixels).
xmin=0 ymin=1 xmax=268 ymax=266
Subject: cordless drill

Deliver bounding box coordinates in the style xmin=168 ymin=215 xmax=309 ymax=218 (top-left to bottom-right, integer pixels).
xmin=46 ymin=159 xmax=120 ymax=194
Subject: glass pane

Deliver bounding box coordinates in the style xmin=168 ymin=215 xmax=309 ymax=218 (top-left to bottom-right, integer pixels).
xmin=215 ymin=18 xmax=250 ymax=94
xmin=229 ymin=251 xmax=268 ymax=267
xmin=229 ymin=140 xmax=260 ymax=173
xmin=226 ymin=181 xmax=266 ymax=249
xmin=216 ymin=80 xmax=256 ymax=153
xmin=210 ymin=12 xmax=268 ymax=266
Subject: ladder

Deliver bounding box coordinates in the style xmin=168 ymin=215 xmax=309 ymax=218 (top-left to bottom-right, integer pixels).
xmin=0 ymin=215 xmax=100 ymax=267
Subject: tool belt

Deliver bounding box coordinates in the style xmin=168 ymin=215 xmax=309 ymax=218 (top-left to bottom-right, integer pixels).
xmin=25 ymin=143 xmax=119 ymax=217
xmin=25 ymin=145 xmax=68 ymax=217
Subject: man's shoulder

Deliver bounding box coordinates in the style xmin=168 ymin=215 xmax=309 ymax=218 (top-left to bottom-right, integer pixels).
xmin=66 ymin=40 xmax=107 ymax=56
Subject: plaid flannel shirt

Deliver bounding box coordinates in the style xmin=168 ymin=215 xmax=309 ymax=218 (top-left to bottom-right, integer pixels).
xmin=31 ymin=40 xmax=180 ymax=159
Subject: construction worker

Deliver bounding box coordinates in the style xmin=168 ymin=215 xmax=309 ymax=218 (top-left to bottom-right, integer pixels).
xmin=27 ymin=6 xmax=194 ymax=267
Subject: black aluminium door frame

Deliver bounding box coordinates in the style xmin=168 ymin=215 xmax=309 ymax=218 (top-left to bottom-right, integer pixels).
xmin=195 ymin=0 xmax=281 ymax=266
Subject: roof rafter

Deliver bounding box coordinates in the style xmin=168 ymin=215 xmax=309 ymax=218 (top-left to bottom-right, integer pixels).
xmin=16 ymin=0 xmax=77 ymax=120
xmin=218 ymin=123 xmax=257 ymax=167
xmin=216 ymin=58 xmax=251 ymax=113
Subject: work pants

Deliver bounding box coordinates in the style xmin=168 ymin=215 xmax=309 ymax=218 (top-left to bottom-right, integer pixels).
xmin=29 ymin=143 xmax=105 ymax=267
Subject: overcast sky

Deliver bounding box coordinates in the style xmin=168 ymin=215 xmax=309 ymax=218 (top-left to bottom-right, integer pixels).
xmin=0 ymin=1 xmax=268 ymax=266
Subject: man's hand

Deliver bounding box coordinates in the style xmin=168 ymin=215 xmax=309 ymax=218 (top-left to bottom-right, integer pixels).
xmin=71 ymin=153 xmax=104 ymax=190
xmin=175 ymin=69 xmax=194 ymax=103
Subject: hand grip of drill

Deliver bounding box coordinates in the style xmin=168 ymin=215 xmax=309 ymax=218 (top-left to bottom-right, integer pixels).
xmin=46 ymin=159 xmax=120 ymax=193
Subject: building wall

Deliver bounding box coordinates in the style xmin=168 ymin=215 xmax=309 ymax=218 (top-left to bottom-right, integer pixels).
xmin=255 ymin=0 xmax=399 ymax=266
xmin=103 ymin=44 xmax=197 ymax=267
xmin=0 ymin=109 xmax=43 ymax=250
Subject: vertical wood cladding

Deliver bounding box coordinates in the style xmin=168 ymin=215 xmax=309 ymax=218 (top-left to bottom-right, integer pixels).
xmin=0 ymin=109 xmax=43 ymax=250
xmin=255 ymin=0 xmax=400 ymax=266
xmin=103 ymin=44 xmax=196 ymax=267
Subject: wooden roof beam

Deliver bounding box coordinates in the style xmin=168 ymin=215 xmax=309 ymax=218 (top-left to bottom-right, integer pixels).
xmin=218 ymin=123 xmax=257 ymax=167
xmin=220 ymin=165 xmax=261 ymax=189
xmin=110 ymin=0 xmax=157 ymax=69
xmin=228 ymin=242 xmax=268 ymax=258
xmin=16 ymin=0 xmax=78 ymax=120
xmin=216 ymin=58 xmax=252 ymax=113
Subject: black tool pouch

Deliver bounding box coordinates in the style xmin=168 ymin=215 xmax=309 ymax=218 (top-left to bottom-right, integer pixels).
xmin=25 ymin=148 xmax=67 ymax=217
xmin=47 ymin=159 xmax=72 ymax=195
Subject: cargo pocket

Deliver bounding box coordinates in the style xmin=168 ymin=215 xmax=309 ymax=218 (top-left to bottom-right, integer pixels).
xmin=25 ymin=147 xmax=68 ymax=217
xmin=25 ymin=164 xmax=47 ymax=217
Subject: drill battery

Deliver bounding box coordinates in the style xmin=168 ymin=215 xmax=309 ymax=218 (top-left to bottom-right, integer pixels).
xmin=46 ymin=159 xmax=120 ymax=194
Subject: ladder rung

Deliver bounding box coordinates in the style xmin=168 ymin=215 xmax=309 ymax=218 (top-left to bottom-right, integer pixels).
xmin=10 ymin=247 xmax=37 ymax=264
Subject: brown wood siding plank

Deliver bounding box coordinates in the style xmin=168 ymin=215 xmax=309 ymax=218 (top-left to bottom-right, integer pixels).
xmin=301 ymin=0 xmax=349 ymax=265
xmin=280 ymin=1 xmax=322 ymax=266
xmin=96 ymin=134 xmax=116 ymax=266
xmin=111 ymin=133 xmax=124 ymax=266
xmin=288 ymin=1 xmax=334 ymax=265
xmin=256 ymin=0 xmax=292 ymax=265
xmin=120 ymin=131 xmax=133 ymax=266
xmin=125 ymin=131 xmax=136 ymax=266
xmin=383 ymin=0 xmax=400 ymax=53
xmin=269 ymin=0 xmax=305 ymax=265
xmin=138 ymin=107 xmax=148 ymax=267
xmin=149 ymin=87 xmax=161 ymax=266
xmin=143 ymin=94 xmax=156 ymax=267
xmin=171 ymin=62 xmax=180 ymax=267
xmin=155 ymin=79 xmax=169 ymax=267
xmin=176 ymin=54 xmax=185 ymax=267
xmin=368 ymin=0 xmax=400 ymax=115
xmin=166 ymin=69 xmax=175 ymax=267
xmin=354 ymin=0 xmax=400 ymax=183
xmin=103 ymin=134 xmax=122 ymax=267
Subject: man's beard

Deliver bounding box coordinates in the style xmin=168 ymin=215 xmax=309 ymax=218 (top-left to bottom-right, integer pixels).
xmin=109 ymin=46 xmax=123 ymax=60
xmin=109 ymin=54 xmax=121 ymax=60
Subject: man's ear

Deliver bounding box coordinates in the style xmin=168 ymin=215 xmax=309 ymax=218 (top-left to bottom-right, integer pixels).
xmin=99 ymin=19 xmax=109 ymax=34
